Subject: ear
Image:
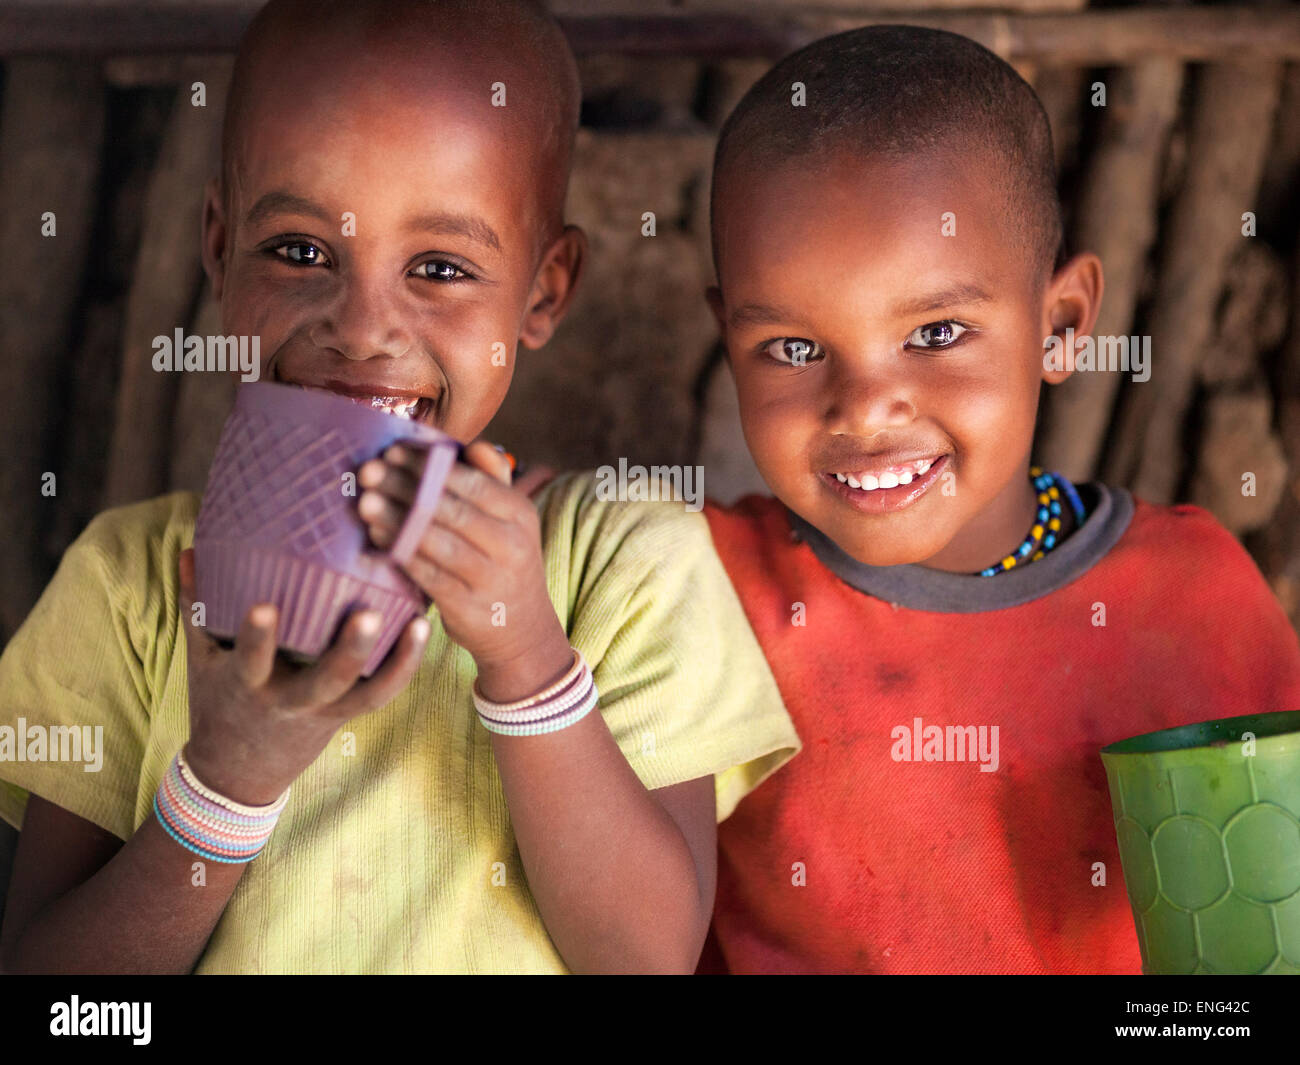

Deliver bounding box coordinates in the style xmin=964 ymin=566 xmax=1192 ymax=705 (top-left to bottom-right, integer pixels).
xmin=201 ymin=176 xmax=228 ymax=301
xmin=1040 ymin=252 xmax=1104 ymax=385
xmin=519 ymin=225 xmax=587 ymax=350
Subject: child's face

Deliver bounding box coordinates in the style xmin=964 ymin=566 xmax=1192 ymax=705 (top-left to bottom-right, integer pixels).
xmin=711 ymin=152 xmax=1099 ymax=571
xmin=202 ymin=30 xmax=581 ymax=444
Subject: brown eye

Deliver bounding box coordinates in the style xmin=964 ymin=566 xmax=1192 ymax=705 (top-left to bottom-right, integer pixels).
xmin=276 ymin=242 xmax=328 ymax=266
xmin=414 ymin=260 xmax=468 ymax=282
xmin=908 ymin=321 xmax=967 ymax=348
xmin=764 ymin=338 xmax=822 ymax=365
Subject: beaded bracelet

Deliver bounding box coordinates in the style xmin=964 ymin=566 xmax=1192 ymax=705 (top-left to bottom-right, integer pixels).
xmin=473 ymin=649 xmax=599 ymax=736
xmin=152 ymin=749 xmax=290 ymax=864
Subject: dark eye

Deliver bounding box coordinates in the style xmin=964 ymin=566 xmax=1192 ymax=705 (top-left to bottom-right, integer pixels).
xmin=907 ymin=321 xmax=967 ymax=348
xmin=275 ymin=242 xmax=328 ymax=266
xmin=413 ymin=260 xmax=469 ymax=282
xmin=763 ymin=337 xmax=823 ymax=365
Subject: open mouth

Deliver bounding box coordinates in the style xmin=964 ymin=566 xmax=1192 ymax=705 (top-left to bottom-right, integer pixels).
xmin=822 ymin=454 xmax=950 ymax=513
xmin=831 ymin=455 xmax=943 ymax=492
xmin=276 ymin=375 xmax=437 ymax=426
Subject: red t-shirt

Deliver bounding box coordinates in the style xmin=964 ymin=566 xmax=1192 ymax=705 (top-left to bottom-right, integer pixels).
xmin=701 ymin=487 xmax=1300 ymax=974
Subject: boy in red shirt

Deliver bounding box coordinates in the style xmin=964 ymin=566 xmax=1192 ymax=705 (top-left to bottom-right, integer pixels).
xmin=701 ymin=25 xmax=1300 ymax=973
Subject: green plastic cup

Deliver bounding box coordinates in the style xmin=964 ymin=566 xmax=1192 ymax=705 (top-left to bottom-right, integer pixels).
xmin=1101 ymin=710 xmax=1300 ymax=974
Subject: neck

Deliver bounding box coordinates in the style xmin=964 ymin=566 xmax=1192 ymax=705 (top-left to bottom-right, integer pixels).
xmin=917 ymin=467 xmax=1061 ymax=575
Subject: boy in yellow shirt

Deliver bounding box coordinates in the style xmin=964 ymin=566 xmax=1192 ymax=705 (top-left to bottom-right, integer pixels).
xmin=0 ymin=0 xmax=797 ymax=974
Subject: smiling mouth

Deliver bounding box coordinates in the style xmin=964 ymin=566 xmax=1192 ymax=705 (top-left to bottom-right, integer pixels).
xmin=821 ymin=453 xmax=950 ymax=513
xmin=273 ymin=372 xmax=438 ymax=426
xmin=830 ymin=454 xmax=943 ymax=492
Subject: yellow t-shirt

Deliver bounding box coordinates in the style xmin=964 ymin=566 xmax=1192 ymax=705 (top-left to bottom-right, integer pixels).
xmin=0 ymin=469 xmax=798 ymax=973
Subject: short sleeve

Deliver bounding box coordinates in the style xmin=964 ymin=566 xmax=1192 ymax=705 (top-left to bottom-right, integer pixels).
xmin=0 ymin=514 xmax=159 ymax=840
xmin=538 ymin=472 xmax=800 ymax=822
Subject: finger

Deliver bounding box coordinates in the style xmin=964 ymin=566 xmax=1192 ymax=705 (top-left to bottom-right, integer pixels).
xmin=359 ymin=488 xmax=407 ymax=544
xmin=328 ymin=614 xmax=432 ymax=720
xmin=416 ymin=519 xmax=494 ymax=584
xmin=442 ymin=457 xmax=521 ymax=522
xmin=463 ymin=439 xmax=513 ymax=485
xmin=380 ymin=443 xmax=427 ymax=480
xmin=277 ymin=608 xmax=383 ymax=707
xmin=358 ymin=455 xmax=419 ymax=506
xmin=401 ymin=549 xmax=475 ymax=600
xmin=233 ymin=602 xmax=280 ymax=688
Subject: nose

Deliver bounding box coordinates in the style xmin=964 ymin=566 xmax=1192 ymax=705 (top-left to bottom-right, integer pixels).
xmin=823 ymin=356 xmax=917 ymax=436
xmin=310 ymin=273 xmax=414 ymax=362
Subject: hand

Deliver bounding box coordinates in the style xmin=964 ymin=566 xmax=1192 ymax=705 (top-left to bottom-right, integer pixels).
xmin=358 ymin=440 xmax=572 ymax=701
xmin=177 ymin=548 xmax=431 ymax=805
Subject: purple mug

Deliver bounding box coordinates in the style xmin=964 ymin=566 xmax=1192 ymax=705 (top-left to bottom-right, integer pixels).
xmin=193 ymin=381 xmax=461 ymax=676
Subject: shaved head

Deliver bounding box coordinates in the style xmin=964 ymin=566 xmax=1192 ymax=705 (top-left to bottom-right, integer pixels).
xmin=713 ymin=25 xmax=1063 ymax=279
xmin=221 ymin=0 xmax=581 ymax=255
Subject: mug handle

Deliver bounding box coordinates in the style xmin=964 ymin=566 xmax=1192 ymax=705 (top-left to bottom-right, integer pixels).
xmin=388 ymin=442 xmax=462 ymax=566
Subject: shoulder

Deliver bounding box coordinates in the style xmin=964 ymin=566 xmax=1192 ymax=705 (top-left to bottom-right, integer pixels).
xmin=1123 ymin=495 xmax=1263 ymax=574
xmin=533 ymin=468 xmax=717 ymax=576
xmin=72 ymin=492 xmax=200 ymax=591
xmin=1118 ymin=493 xmax=1294 ymax=627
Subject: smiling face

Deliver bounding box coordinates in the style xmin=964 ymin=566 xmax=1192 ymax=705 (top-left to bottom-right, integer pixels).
xmin=202 ymin=3 xmax=583 ymax=442
xmin=711 ymin=149 xmax=1101 ymax=573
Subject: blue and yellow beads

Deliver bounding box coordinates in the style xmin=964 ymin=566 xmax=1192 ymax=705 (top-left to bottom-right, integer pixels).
xmin=977 ymin=466 xmax=1087 ymax=577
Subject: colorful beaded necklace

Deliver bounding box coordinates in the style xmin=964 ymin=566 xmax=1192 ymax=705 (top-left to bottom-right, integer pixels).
xmin=976 ymin=466 xmax=1087 ymax=577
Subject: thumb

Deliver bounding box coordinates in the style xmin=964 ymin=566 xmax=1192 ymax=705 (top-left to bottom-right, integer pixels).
xmin=462 ymin=439 xmax=514 ymax=486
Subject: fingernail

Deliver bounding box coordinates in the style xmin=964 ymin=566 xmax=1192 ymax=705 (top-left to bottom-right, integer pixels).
xmin=251 ymin=604 xmax=275 ymax=627
xmin=359 ymin=491 xmax=379 ymax=516
xmin=411 ymin=617 xmax=430 ymax=642
xmin=356 ymin=611 xmax=380 ymax=636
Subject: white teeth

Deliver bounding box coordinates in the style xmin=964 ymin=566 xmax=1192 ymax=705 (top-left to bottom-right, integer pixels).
xmin=832 ymin=455 xmax=942 ymax=492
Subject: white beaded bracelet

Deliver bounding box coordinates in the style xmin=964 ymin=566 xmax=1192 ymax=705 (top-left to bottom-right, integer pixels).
xmin=473 ymin=650 xmax=598 ymax=736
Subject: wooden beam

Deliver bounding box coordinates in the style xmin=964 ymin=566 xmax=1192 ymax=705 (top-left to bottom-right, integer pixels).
xmin=104 ymin=60 xmax=231 ymax=508
xmin=1037 ymin=59 xmax=1183 ymax=482
xmin=1106 ymin=62 xmax=1283 ymax=502
xmin=0 ymin=59 xmax=105 ymax=642
xmin=3 ymin=5 xmax=1300 ymax=61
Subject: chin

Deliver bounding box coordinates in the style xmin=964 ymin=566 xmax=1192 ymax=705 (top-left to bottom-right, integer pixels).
xmin=821 ymin=518 xmax=951 ymax=569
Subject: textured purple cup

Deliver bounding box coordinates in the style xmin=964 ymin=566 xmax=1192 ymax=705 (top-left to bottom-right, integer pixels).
xmin=193 ymin=381 xmax=461 ymax=676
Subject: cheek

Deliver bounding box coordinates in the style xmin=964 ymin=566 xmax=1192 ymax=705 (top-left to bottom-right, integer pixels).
xmin=219 ymin=265 xmax=324 ymax=345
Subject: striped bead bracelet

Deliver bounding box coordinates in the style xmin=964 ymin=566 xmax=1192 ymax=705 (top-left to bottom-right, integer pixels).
xmin=153 ymin=749 xmax=289 ymax=863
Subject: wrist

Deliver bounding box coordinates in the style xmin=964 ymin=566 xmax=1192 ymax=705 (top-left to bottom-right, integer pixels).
xmin=474 ymin=629 xmax=574 ymax=704
xmin=181 ymin=741 xmax=289 ymax=807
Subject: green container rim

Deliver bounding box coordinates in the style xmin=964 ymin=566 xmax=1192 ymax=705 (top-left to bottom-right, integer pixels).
xmin=1101 ymin=709 xmax=1300 ymax=759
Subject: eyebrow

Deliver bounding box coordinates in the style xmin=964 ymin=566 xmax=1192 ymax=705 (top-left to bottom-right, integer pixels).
xmin=405 ymin=212 xmax=501 ymax=253
xmin=892 ymin=283 xmax=995 ymax=317
xmin=728 ymin=302 xmax=805 ymax=329
xmin=245 ymin=192 xmax=501 ymax=253
xmin=728 ymin=283 xmax=995 ymax=330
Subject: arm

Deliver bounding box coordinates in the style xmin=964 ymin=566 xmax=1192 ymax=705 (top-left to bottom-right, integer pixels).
xmin=0 ymin=796 xmax=248 ymax=974
xmin=483 ymin=632 xmax=716 ymax=972
xmin=361 ymin=444 xmax=717 ymax=973
xmin=1 ymin=550 xmax=430 ymax=974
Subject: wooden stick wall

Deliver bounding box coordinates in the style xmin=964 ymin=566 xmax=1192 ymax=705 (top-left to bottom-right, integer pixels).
xmin=0 ymin=3 xmax=1298 ymax=643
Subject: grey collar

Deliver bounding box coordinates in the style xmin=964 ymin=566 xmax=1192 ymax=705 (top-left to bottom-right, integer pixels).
xmin=785 ymin=482 xmax=1134 ymax=612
